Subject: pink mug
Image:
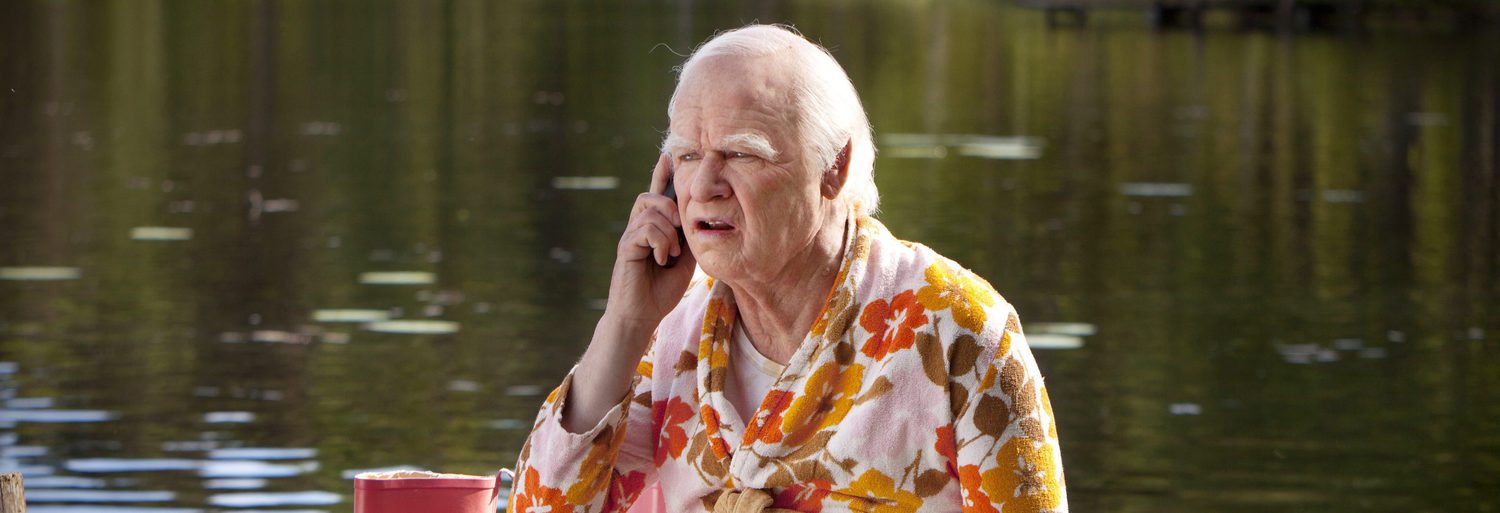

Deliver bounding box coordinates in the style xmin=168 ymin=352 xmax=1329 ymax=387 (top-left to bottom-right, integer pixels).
xmin=354 ymin=470 xmax=505 ymax=513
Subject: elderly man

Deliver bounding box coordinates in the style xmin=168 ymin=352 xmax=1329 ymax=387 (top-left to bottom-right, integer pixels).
xmin=509 ymin=25 xmax=1066 ymax=513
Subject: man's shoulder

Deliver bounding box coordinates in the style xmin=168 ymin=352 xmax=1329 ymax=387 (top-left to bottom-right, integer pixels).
xmin=863 ymin=225 xmax=1018 ymax=346
xmin=866 ymin=224 xmax=1007 ymax=301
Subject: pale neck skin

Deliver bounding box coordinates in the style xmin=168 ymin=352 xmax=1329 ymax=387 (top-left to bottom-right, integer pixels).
xmin=727 ymin=204 xmax=848 ymax=365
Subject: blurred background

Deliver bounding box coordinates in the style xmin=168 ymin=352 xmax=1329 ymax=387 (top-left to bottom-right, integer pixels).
xmin=1 ymin=0 xmax=1497 ymax=512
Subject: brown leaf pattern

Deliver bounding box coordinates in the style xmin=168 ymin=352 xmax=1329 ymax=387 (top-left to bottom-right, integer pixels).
xmin=972 ymin=395 xmax=1011 ymax=438
xmin=917 ymin=332 xmax=947 ymax=386
xmin=915 ymin=469 xmax=951 ymax=498
xmin=675 ymin=350 xmax=698 ymax=373
xmin=950 ymin=335 xmax=982 ymax=377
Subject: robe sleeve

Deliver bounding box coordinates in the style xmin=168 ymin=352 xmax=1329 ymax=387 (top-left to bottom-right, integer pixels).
xmin=951 ymin=308 xmax=1068 ymax=513
xmin=509 ymin=342 xmax=660 ymax=513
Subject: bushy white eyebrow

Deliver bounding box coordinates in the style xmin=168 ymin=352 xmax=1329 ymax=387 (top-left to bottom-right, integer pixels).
xmin=719 ymin=133 xmax=779 ymax=160
xmin=661 ymin=133 xmax=695 ymax=156
xmin=661 ymin=132 xmax=779 ymax=160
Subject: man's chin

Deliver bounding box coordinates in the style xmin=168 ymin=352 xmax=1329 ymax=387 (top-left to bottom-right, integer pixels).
xmin=692 ymin=255 xmax=742 ymax=286
xmin=693 ymin=258 xmax=726 ymax=279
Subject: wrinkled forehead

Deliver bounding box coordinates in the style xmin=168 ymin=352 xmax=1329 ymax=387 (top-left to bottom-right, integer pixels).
xmin=669 ymin=54 xmax=797 ymax=123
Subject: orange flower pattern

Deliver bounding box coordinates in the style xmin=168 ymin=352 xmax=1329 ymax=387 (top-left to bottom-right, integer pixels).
xmin=959 ymin=465 xmax=999 ymax=513
xmin=936 ymin=425 xmax=959 ymax=476
xmin=745 ymin=389 xmax=794 ymax=445
xmin=509 ymin=217 xmax=1067 ymax=513
xmin=700 ymin=404 xmax=733 ymax=459
xmin=606 ymin=470 xmax=646 ymax=511
xmin=774 ymin=480 xmax=833 ymax=512
xmin=653 ymin=397 xmax=694 ymax=466
xmin=859 ymin=289 xmax=929 ymax=361
xmin=511 ymin=467 xmax=575 ymax=513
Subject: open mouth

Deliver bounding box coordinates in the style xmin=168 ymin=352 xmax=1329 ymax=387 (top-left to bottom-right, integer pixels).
xmin=695 ymin=219 xmax=736 ymax=232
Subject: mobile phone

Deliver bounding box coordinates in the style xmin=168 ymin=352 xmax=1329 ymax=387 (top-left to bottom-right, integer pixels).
xmin=661 ymin=172 xmax=687 ymax=268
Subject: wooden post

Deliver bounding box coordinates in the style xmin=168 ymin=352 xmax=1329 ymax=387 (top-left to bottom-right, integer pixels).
xmin=0 ymin=473 xmax=23 ymax=513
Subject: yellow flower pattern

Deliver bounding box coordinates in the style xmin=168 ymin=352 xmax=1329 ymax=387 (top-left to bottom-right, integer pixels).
xmin=981 ymin=438 xmax=1063 ymax=512
xmin=837 ymin=469 xmax=924 ymax=513
xmin=917 ymin=261 xmax=998 ymax=334
xmin=780 ymin=362 xmax=866 ymax=447
xmin=510 ymin=217 xmax=1067 ymax=513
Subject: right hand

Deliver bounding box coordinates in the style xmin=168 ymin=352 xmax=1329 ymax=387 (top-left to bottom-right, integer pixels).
xmin=561 ymin=154 xmax=697 ymax=433
xmin=602 ymin=153 xmax=698 ymax=334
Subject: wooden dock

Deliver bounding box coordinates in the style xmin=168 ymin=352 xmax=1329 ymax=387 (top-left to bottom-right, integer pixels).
xmin=1 ymin=473 xmax=24 ymax=513
xmin=1013 ymin=0 xmax=1482 ymax=31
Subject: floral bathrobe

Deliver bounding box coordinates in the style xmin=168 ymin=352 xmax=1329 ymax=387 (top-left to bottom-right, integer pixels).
xmin=510 ymin=216 xmax=1066 ymax=513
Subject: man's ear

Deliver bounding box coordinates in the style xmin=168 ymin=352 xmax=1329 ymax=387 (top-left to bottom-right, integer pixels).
xmin=822 ymin=140 xmax=852 ymax=199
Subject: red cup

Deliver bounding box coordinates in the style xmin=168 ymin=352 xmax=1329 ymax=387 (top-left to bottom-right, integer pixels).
xmin=354 ymin=471 xmax=501 ymax=513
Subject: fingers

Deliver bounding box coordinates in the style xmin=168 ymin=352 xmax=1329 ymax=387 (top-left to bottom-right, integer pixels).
xmin=649 ymin=224 xmax=674 ymax=266
xmin=621 ymin=206 xmax=681 ymax=265
xmin=629 ymin=217 xmax=680 ymax=266
xmin=649 ymin=153 xmax=672 ymax=196
xmin=631 ymin=192 xmax=681 ymax=228
xmin=641 ymin=207 xmax=682 ymax=258
xmin=620 ymin=154 xmax=685 ymax=268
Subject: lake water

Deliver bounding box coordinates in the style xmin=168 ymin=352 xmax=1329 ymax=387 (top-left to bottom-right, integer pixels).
xmin=2 ymin=1 xmax=1497 ymax=512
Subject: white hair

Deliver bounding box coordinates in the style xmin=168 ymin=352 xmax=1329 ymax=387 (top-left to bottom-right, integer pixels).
xmin=664 ymin=24 xmax=880 ymax=216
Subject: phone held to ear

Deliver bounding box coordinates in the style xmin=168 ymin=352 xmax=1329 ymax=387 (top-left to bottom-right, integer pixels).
xmin=661 ymin=171 xmax=688 ymax=269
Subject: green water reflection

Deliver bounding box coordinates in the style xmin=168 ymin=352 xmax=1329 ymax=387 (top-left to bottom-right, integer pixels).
xmin=1 ymin=0 xmax=1497 ymax=511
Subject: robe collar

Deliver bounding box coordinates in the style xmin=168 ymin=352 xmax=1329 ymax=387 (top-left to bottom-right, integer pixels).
xmin=693 ymin=213 xmax=874 ymax=466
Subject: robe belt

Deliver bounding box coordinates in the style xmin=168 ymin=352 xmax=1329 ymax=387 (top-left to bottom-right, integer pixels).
xmin=712 ymin=489 xmax=798 ymax=513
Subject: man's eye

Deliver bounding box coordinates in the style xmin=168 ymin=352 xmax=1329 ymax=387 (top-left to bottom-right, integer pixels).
xmin=680 ymin=153 xmax=700 ymax=162
xmin=729 ymin=151 xmax=752 ymax=159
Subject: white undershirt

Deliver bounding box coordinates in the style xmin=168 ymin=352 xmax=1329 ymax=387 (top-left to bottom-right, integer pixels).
xmin=726 ymin=322 xmax=786 ymax=421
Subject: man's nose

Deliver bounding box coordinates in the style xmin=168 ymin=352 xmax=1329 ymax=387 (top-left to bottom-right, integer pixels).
xmin=689 ymin=155 xmax=732 ymax=201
